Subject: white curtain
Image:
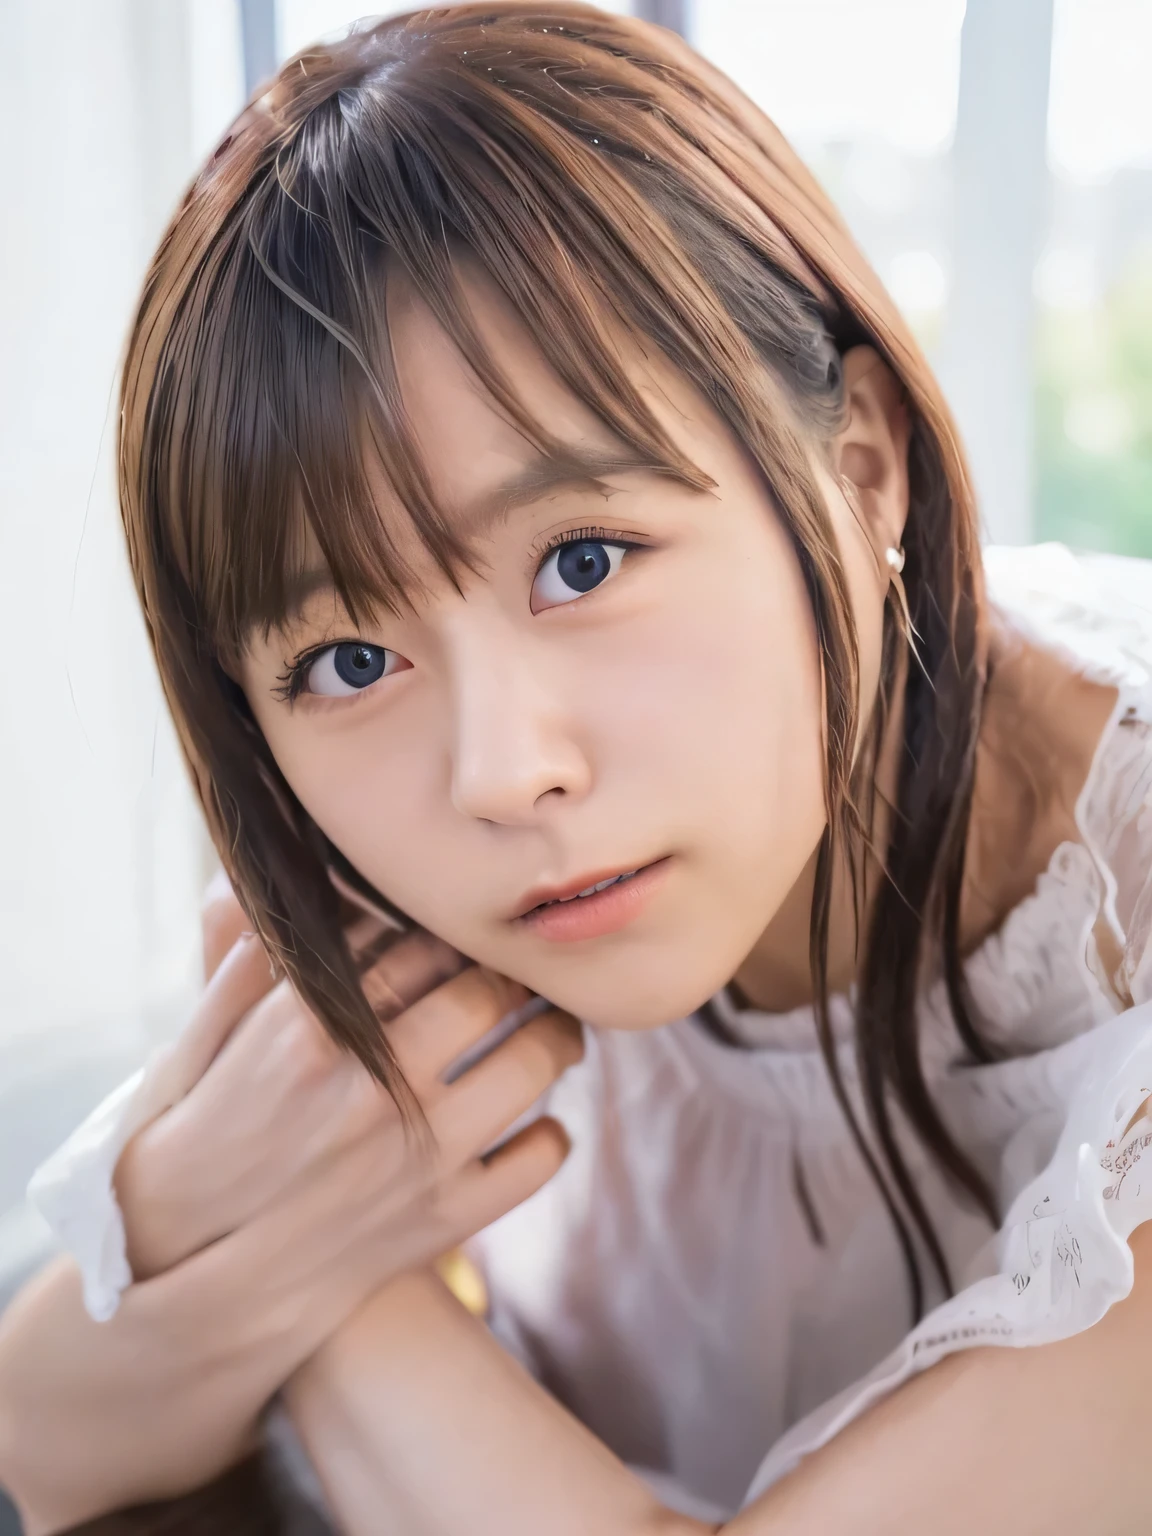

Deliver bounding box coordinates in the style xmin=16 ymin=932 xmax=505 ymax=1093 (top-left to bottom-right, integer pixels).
xmin=0 ymin=0 xmax=245 ymax=1297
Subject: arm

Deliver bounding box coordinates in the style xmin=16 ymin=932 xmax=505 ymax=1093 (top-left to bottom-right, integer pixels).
xmin=285 ymin=1269 xmax=708 ymax=1536
xmin=732 ymin=1218 xmax=1152 ymax=1535
xmin=0 ymin=889 xmax=579 ymax=1534
xmin=0 ymin=1211 xmax=409 ymax=1534
xmin=287 ymin=1222 xmax=1152 ymax=1536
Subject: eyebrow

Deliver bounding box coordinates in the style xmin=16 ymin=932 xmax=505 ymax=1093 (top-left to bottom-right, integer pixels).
xmin=462 ymin=442 xmax=657 ymax=533
xmin=275 ymin=442 xmax=661 ymax=629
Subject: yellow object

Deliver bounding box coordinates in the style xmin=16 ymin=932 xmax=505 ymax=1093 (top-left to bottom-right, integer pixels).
xmin=435 ymin=1248 xmax=488 ymax=1316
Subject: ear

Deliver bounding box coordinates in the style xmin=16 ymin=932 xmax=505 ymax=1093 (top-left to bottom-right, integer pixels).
xmin=832 ymin=346 xmax=911 ymax=563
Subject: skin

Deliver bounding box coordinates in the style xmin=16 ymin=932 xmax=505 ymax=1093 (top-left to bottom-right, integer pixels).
xmin=242 ymin=272 xmax=1114 ymax=1017
xmin=0 ymin=886 xmax=582 ymax=1531
xmin=242 ymin=274 xmax=897 ymax=1027
xmin=285 ymin=1223 xmax=1152 ymax=1536
xmin=256 ymin=275 xmax=1141 ymax=1535
xmin=0 ymin=274 xmax=1131 ymax=1531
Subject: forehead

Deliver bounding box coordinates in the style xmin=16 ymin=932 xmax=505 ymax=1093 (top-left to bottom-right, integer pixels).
xmin=233 ymin=266 xmax=724 ymax=654
xmin=386 ymin=268 xmax=662 ymax=518
xmin=252 ymin=274 xmax=698 ymax=640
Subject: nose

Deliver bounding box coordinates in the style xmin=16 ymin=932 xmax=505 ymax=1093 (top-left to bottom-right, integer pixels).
xmin=447 ymin=627 xmax=592 ymax=826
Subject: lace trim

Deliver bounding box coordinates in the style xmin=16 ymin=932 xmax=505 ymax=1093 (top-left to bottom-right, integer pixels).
xmin=742 ymin=1003 xmax=1152 ymax=1504
xmin=702 ymin=554 xmax=1152 ymax=1061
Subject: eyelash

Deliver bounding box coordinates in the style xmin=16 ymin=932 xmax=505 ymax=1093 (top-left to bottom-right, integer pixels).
xmin=273 ymin=526 xmax=648 ymax=704
xmin=273 ymin=644 xmax=340 ymax=705
xmin=533 ymin=524 xmax=648 ymax=561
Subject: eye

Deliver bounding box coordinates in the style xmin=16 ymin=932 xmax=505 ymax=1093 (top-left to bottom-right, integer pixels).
xmin=304 ymin=641 xmax=404 ymax=697
xmin=531 ymin=538 xmax=629 ymax=612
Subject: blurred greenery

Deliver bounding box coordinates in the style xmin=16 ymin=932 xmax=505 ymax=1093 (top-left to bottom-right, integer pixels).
xmin=1035 ymin=245 xmax=1152 ymax=555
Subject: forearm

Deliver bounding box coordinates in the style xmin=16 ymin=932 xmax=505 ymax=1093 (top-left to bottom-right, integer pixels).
xmin=285 ymin=1269 xmax=710 ymax=1536
xmin=0 ymin=1237 xmax=365 ymax=1535
xmin=288 ymin=1223 xmax=1152 ymax=1536
xmin=731 ymin=1220 xmax=1152 ymax=1536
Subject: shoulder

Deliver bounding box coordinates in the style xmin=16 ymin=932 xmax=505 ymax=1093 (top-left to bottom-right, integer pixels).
xmin=983 ymin=542 xmax=1152 ymax=693
xmin=987 ymin=546 xmax=1152 ymax=995
xmin=951 ymin=546 xmax=1152 ymax=1042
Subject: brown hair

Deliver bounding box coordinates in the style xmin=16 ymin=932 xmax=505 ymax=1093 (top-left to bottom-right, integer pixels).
xmin=119 ymin=3 xmax=994 ymax=1316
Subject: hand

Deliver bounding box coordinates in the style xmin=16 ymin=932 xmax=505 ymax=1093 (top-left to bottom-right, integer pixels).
xmin=116 ymin=873 xmax=580 ymax=1309
xmin=0 ymin=880 xmax=580 ymax=1532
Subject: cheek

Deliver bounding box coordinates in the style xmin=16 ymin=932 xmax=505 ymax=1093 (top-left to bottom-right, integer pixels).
xmin=689 ymin=532 xmax=819 ymax=747
xmin=585 ymin=536 xmax=827 ymax=861
xmin=246 ymin=520 xmax=829 ymax=961
xmin=698 ymin=552 xmax=826 ymax=864
xmin=256 ymin=706 xmax=435 ymax=894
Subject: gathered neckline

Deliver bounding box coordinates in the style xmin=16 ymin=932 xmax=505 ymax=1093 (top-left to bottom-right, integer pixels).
xmin=697 ymin=590 xmax=1152 ymax=1056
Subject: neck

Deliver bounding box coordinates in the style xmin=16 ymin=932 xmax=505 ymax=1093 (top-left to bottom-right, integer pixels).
xmin=733 ymin=653 xmax=907 ymax=1014
xmin=731 ymin=619 xmax=1120 ymax=1017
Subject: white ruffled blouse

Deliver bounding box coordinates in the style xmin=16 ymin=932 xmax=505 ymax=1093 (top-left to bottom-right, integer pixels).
xmin=465 ymin=543 xmax=1152 ymax=1519
xmin=28 ymin=544 xmax=1152 ymax=1526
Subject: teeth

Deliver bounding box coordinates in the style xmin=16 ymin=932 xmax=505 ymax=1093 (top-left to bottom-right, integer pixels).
xmin=546 ymin=869 xmax=639 ymax=908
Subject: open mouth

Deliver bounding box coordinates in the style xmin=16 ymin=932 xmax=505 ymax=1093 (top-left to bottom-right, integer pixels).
xmin=514 ymin=858 xmax=671 ymax=942
xmin=530 ymin=868 xmax=642 ymax=911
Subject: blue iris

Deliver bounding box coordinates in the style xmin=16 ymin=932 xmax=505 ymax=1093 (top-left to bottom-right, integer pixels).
xmin=557 ymin=541 xmax=612 ymax=593
xmin=333 ymin=642 xmax=388 ymax=689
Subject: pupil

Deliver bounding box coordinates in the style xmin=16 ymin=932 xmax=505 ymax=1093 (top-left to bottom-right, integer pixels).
xmin=557 ymin=541 xmax=610 ymax=593
xmin=333 ymin=642 xmax=387 ymax=689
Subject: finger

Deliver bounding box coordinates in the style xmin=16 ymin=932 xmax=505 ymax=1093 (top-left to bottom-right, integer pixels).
xmin=212 ymin=927 xmax=463 ymax=1093
xmin=208 ymin=1116 xmax=571 ymax=1324
xmin=381 ymin=1117 xmax=572 ymax=1274
xmin=186 ymin=990 xmax=557 ymax=1248
xmin=445 ymin=1116 xmax=571 ymax=1223
xmin=385 ymin=967 xmax=533 ymax=1089
xmin=154 ymin=933 xmax=279 ymax=1106
xmin=201 ymin=869 xmax=250 ymax=981
xmin=359 ymin=928 xmax=469 ymax=1021
xmin=427 ymin=1009 xmax=582 ymax=1164
xmin=212 ymin=928 xmax=468 ymax=1099
xmin=344 ymin=914 xmax=396 ymax=967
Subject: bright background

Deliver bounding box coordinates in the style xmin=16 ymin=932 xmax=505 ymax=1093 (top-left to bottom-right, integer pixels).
xmin=2 ymin=0 xmax=1151 ymax=1305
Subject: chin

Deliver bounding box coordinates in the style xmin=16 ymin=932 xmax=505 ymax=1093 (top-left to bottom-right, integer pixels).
xmin=535 ymin=958 xmax=732 ymax=1034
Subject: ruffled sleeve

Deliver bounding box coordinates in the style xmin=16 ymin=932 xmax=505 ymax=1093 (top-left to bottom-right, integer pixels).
xmin=26 ymin=1052 xmax=193 ymax=1321
xmin=743 ymin=1002 xmax=1152 ymax=1504
xmin=744 ymin=545 xmax=1152 ymax=1505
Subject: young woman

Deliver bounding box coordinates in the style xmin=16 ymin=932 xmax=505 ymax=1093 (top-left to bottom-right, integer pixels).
xmin=3 ymin=5 xmax=1152 ymax=1532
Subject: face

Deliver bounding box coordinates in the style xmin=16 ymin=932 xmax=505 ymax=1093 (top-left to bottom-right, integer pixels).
xmin=241 ymin=276 xmax=905 ymax=1029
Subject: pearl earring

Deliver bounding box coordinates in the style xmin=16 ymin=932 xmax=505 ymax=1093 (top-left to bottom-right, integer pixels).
xmin=883 ymin=542 xmax=926 ymax=675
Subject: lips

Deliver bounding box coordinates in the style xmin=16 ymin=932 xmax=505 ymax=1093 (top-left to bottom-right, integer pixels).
xmin=513 ymin=863 xmax=650 ymax=919
xmin=515 ymin=858 xmax=672 ymax=942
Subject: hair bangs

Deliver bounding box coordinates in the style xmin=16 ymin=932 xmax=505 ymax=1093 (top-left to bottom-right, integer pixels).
xmin=120 ymin=3 xmax=992 ymax=1319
